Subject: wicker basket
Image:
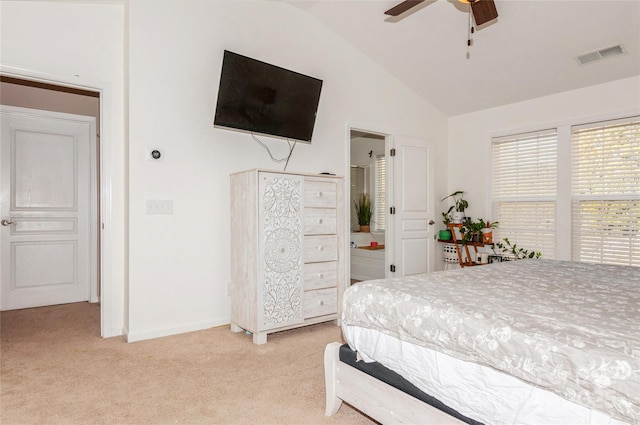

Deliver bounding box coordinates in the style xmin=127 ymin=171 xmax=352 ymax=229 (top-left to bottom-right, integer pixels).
xmin=442 ymin=244 xmax=461 ymax=264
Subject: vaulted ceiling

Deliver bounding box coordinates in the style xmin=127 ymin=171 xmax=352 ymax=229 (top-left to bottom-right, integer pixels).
xmin=287 ymin=0 xmax=640 ymax=116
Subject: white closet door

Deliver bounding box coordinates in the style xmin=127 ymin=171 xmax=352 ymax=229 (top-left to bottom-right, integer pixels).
xmin=391 ymin=136 xmax=435 ymax=276
xmin=1 ymin=107 xmax=94 ymax=310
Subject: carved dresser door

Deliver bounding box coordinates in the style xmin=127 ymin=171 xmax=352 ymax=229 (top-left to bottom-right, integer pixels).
xmin=258 ymin=173 xmax=304 ymax=330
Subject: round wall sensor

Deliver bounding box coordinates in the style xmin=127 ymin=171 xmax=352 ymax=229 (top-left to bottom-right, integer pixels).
xmin=151 ymin=150 xmax=161 ymax=160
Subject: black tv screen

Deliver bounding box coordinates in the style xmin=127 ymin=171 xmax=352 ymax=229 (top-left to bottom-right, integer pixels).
xmin=213 ymin=50 xmax=323 ymax=143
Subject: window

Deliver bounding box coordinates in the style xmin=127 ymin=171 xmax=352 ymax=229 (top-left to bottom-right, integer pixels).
xmin=491 ymin=116 xmax=639 ymax=266
xmin=571 ymin=117 xmax=640 ymax=266
xmin=373 ymin=155 xmax=386 ymax=231
xmin=492 ymin=129 xmax=557 ymax=258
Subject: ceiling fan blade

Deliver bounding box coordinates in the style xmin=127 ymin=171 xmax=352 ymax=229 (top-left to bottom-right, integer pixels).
xmin=384 ymin=0 xmax=425 ymax=16
xmin=471 ymin=0 xmax=498 ymax=25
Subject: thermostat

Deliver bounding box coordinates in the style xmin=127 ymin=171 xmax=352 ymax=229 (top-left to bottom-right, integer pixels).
xmin=146 ymin=148 xmax=164 ymax=161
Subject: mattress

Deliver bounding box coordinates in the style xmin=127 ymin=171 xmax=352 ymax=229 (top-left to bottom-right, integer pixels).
xmin=341 ymin=259 xmax=639 ymax=424
xmin=343 ymin=325 xmax=629 ymax=425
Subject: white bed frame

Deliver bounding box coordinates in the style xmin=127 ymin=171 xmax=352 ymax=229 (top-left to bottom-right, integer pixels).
xmin=324 ymin=342 xmax=465 ymax=424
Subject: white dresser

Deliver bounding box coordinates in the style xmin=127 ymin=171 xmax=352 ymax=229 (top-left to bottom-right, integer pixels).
xmin=230 ymin=169 xmax=345 ymax=344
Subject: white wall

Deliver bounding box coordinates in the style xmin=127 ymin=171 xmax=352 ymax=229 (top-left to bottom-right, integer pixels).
xmin=351 ymin=136 xmax=385 ymax=168
xmin=4 ymin=1 xmax=636 ymax=340
xmin=0 ymin=0 xmax=447 ymax=340
xmin=126 ymin=1 xmax=447 ymax=340
xmin=0 ymin=0 xmax=127 ymax=337
xmin=447 ymin=76 xmax=640 ymax=222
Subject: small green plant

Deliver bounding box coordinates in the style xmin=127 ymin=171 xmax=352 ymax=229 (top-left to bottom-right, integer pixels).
xmin=441 ymin=211 xmax=452 ymax=225
xmin=441 ymin=190 xmax=469 ymax=214
xmin=460 ymin=218 xmax=486 ymax=244
xmin=495 ymin=238 xmax=542 ymax=260
xmin=354 ymin=193 xmax=373 ymax=226
xmin=435 ymin=211 xmax=453 ymax=240
xmin=460 ymin=218 xmax=500 ymax=244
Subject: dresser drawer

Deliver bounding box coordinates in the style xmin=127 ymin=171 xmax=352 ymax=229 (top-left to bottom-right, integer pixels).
xmin=304 ymin=180 xmax=337 ymax=208
xmin=303 ymin=208 xmax=337 ymax=235
xmin=304 ymin=235 xmax=337 ymax=263
xmin=303 ymin=261 xmax=337 ymax=291
xmin=304 ymin=288 xmax=337 ymax=319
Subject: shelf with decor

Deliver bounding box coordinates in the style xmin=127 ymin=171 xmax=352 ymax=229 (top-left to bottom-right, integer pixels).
xmin=441 ymin=223 xmax=493 ymax=268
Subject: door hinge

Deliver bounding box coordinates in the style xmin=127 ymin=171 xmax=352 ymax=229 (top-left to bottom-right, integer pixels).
xmin=390 ymin=148 xmax=396 ymax=157
xmin=390 ymin=264 xmax=396 ymax=273
xmin=390 ymin=206 xmax=396 ymax=215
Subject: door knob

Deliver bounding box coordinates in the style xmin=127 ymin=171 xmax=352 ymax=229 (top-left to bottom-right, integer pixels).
xmin=1 ymin=219 xmax=15 ymax=226
xmin=428 ymin=220 xmax=435 ymax=225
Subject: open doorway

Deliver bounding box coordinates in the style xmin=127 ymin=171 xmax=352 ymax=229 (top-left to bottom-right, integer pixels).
xmin=349 ymin=129 xmax=387 ymax=283
xmin=0 ymin=76 xmax=101 ymax=330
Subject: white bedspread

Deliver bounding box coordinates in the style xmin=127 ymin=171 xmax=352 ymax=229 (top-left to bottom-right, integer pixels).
xmin=341 ymin=259 xmax=639 ymax=423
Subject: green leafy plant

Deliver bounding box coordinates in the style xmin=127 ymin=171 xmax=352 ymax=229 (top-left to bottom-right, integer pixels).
xmin=435 ymin=211 xmax=453 ymax=240
xmin=441 ymin=211 xmax=452 ymax=225
xmin=441 ymin=190 xmax=469 ymax=214
xmin=354 ymin=193 xmax=373 ymax=226
xmin=495 ymin=238 xmax=542 ymax=260
xmin=460 ymin=218 xmax=486 ymax=244
xmin=460 ymin=218 xmax=500 ymax=244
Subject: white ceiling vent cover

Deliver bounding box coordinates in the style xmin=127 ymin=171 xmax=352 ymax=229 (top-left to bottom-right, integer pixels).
xmin=577 ymin=44 xmax=625 ymax=65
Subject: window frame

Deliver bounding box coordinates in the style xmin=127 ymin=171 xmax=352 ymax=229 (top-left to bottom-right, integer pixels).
xmin=488 ymin=111 xmax=639 ymax=265
xmin=491 ymin=129 xmax=558 ymax=259
xmin=570 ymin=116 xmax=640 ymax=266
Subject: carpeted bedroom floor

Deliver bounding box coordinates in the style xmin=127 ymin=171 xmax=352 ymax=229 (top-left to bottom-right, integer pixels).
xmin=0 ymin=302 xmax=375 ymax=425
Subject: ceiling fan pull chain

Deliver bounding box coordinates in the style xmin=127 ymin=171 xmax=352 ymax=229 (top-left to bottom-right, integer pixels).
xmin=467 ymin=5 xmax=473 ymax=47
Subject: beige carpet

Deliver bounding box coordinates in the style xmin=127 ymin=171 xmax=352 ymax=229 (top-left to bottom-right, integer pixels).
xmin=0 ymin=303 xmax=375 ymax=425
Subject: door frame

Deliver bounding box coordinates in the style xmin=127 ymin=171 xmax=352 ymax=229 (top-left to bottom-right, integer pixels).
xmin=1 ymin=64 xmax=114 ymax=338
xmin=345 ymin=122 xmax=394 ymax=285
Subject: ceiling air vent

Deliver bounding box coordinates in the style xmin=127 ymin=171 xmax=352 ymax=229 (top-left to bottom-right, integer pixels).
xmin=577 ymin=44 xmax=625 ymax=65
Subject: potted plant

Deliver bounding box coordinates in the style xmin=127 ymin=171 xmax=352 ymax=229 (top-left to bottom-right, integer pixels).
xmin=460 ymin=218 xmax=498 ymax=244
xmin=441 ymin=191 xmax=468 ymax=223
xmin=482 ymin=220 xmax=498 ymax=244
xmin=438 ymin=211 xmax=452 ymax=240
xmin=354 ymin=193 xmax=373 ymax=233
xmin=460 ymin=218 xmax=486 ymax=244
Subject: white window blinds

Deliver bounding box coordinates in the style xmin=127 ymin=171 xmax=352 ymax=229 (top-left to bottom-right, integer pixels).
xmin=492 ymin=129 xmax=557 ymax=258
xmin=571 ymin=117 xmax=640 ymax=266
xmin=374 ymin=155 xmax=386 ymax=231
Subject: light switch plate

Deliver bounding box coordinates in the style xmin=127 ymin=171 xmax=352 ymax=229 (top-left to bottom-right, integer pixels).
xmin=146 ymin=199 xmax=173 ymax=215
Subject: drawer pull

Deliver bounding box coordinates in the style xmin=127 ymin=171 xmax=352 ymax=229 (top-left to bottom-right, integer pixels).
xmin=318 ymin=218 xmax=323 ymax=224
xmin=317 ymin=191 xmax=323 ymax=197
xmin=320 ymin=300 xmax=324 ymax=306
xmin=318 ymin=246 xmax=324 ymax=251
xmin=319 ymin=273 xmax=324 ymax=278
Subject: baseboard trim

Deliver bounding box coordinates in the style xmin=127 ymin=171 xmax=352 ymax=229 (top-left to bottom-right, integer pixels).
xmin=125 ymin=318 xmax=229 ymax=343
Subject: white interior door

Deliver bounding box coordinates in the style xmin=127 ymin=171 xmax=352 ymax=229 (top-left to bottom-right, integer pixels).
xmin=391 ymin=136 xmax=435 ymax=276
xmin=1 ymin=106 xmax=96 ymax=311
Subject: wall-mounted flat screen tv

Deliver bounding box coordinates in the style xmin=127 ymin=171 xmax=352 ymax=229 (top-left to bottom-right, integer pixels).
xmin=213 ymin=50 xmax=323 ymax=143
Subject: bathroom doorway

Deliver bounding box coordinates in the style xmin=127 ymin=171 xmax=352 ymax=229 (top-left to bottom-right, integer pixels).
xmin=350 ymin=130 xmax=386 ymax=283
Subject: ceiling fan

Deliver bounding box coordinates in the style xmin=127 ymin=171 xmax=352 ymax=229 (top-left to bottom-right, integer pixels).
xmin=385 ymin=0 xmax=498 ymax=26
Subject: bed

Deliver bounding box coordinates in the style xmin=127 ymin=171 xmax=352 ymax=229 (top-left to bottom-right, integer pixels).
xmin=324 ymin=259 xmax=639 ymax=424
